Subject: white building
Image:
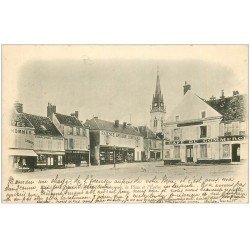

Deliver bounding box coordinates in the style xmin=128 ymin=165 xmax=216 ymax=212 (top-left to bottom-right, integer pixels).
xmin=163 ymin=85 xmax=247 ymax=164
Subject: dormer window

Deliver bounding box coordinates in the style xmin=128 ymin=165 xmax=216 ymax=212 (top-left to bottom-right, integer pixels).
xmin=40 ymin=125 xmax=47 ymax=131
xmin=201 ymin=111 xmax=206 ymax=118
xmin=175 ymin=115 xmax=179 ymax=122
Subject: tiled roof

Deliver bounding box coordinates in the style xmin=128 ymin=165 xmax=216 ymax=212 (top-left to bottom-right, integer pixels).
xmin=24 ymin=113 xmax=63 ymax=137
xmin=137 ymin=126 xmax=159 ymax=139
xmin=85 ymin=118 xmax=141 ymax=136
xmin=55 ymin=113 xmax=83 ymax=127
xmin=10 ymin=110 xmax=34 ymax=128
xmin=206 ymin=94 xmax=247 ymax=122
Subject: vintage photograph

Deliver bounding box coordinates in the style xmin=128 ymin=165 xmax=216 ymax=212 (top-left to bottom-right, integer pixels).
xmin=1 ymin=45 xmax=248 ymax=203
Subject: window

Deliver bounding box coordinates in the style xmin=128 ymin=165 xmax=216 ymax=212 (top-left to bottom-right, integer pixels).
xmin=176 ymin=115 xmax=179 ymax=122
xmin=58 ymin=155 xmax=63 ymax=165
xmin=76 ymin=127 xmax=80 ymax=135
xmin=154 ymin=118 xmax=158 ymax=128
xmin=69 ymin=138 xmax=74 ymax=149
xmin=37 ymin=154 xmax=46 ymax=164
xmin=174 ymin=128 xmax=181 ymax=140
xmin=165 ymin=149 xmax=170 ymax=159
xmin=232 ymin=122 xmax=239 ymax=135
xmin=68 ymin=127 xmax=73 ymax=135
xmin=222 ymin=144 xmax=230 ymax=157
xmin=224 ymin=123 xmax=232 ymax=136
xmin=201 ymin=111 xmax=206 ymax=118
xmin=174 ymin=146 xmax=180 ymax=158
xmin=200 ymin=144 xmax=207 ymax=158
xmin=47 ymin=156 xmax=54 ymax=166
xmin=200 ymin=126 xmax=207 ymax=138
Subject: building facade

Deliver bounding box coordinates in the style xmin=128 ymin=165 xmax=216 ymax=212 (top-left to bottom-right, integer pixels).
xmin=163 ymin=85 xmax=247 ymax=164
xmin=150 ymin=69 xmax=166 ymax=134
xmin=24 ymin=113 xmax=65 ymax=168
xmin=86 ymin=117 xmax=144 ymax=165
xmin=206 ymin=91 xmax=247 ymax=163
xmin=47 ymin=103 xmax=90 ymax=166
xmin=9 ymin=106 xmax=37 ymax=170
xmin=137 ymin=126 xmax=163 ymax=161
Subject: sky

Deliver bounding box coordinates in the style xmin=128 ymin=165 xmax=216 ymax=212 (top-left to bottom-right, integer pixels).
xmin=3 ymin=45 xmax=248 ymax=126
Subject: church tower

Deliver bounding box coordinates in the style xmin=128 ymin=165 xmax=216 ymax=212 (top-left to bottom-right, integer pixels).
xmin=150 ymin=67 xmax=166 ymax=134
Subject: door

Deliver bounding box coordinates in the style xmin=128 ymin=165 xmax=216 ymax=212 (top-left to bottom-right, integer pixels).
xmin=232 ymin=144 xmax=240 ymax=162
xmin=186 ymin=145 xmax=193 ymax=163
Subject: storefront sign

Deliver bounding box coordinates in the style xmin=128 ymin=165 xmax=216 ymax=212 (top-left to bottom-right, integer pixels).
xmin=165 ymin=136 xmax=246 ymax=145
xmin=101 ymin=130 xmax=140 ymax=140
xmin=66 ymin=150 xmax=86 ymax=154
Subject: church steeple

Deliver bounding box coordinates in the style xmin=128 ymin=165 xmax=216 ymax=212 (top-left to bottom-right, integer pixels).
xmin=151 ymin=67 xmax=165 ymax=112
xmin=150 ymin=67 xmax=166 ymax=134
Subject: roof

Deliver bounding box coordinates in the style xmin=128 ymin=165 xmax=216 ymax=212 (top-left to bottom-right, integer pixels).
xmin=85 ymin=118 xmax=141 ymax=136
xmin=54 ymin=113 xmax=83 ymax=127
xmin=166 ymin=90 xmax=222 ymax=123
xmin=137 ymin=126 xmax=160 ymax=139
xmin=206 ymin=94 xmax=247 ymax=122
xmin=10 ymin=110 xmax=34 ymax=128
xmin=24 ymin=113 xmax=63 ymax=137
xmin=152 ymin=71 xmax=165 ymax=109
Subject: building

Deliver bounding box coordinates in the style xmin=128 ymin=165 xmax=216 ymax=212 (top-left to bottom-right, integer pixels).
xmin=8 ymin=104 xmax=37 ymax=170
xmin=163 ymin=84 xmax=247 ymax=164
xmin=137 ymin=126 xmax=163 ymax=161
xmin=150 ymin=68 xmax=166 ymax=134
xmin=47 ymin=103 xmax=90 ymax=166
xmin=24 ymin=113 xmax=65 ymax=168
xmin=206 ymin=91 xmax=247 ymax=163
xmin=85 ymin=117 xmax=144 ymax=165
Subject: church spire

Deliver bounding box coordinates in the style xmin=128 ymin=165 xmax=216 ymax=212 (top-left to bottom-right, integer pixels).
xmin=155 ymin=65 xmax=161 ymax=95
xmin=150 ymin=66 xmax=166 ymax=134
xmin=151 ymin=66 xmax=165 ymax=110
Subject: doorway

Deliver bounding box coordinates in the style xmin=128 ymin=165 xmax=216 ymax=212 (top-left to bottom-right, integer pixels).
xmin=186 ymin=145 xmax=193 ymax=163
xmin=232 ymin=144 xmax=240 ymax=162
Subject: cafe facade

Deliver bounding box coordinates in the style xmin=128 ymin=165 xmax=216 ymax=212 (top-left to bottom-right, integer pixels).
xmin=163 ymin=88 xmax=247 ymax=164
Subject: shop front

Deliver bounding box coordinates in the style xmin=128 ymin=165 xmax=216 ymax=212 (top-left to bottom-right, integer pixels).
xmin=8 ymin=149 xmax=37 ymax=170
xmin=65 ymin=150 xmax=89 ymax=166
xmin=219 ymin=135 xmax=247 ymax=164
xmin=164 ymin=135 xmax=247 ymax=164
xmin=35 ymin=151 xmax=65 ymax=168
xmin=149 ymin=150 xmax=162 ymax=160
xmin=99 ymin=146 xmax=135 ymax=165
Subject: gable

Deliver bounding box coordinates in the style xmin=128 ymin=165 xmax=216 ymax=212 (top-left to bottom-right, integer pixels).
xmin=166 ymin=91 xmax=222 ymax=123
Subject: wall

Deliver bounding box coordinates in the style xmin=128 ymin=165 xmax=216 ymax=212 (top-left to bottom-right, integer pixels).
xmin=150 ymin=111 xmax=165 ymax=133
xmin=9 ymin=126 xmax=35 ymax=150
xmin=34 ymin=135 xmax=64 ymax=152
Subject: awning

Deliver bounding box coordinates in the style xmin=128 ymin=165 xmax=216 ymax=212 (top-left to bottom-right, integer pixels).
xmin=8 ymin=149 xmax=38 ymax=157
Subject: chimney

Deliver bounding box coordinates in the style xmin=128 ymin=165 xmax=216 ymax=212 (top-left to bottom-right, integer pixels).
xmin=71 ymin=111 xmax=79 ymax=119
xmin=183 ymin=81 xmax=191 ymax=95
xmin=233 ymin=90 xmax=239 ymax=96
xmin=14 ymin=101 xmax=23 ymax=113
xmin=220 ymin=90 xmax=225 ymax=99
xmin=47 ymin=103 xmax=56 ymax=120
xmin=115 ymin=120 xmax=119 ymax=127
xmin=123 ymin=122 xmax=127 ymax=128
